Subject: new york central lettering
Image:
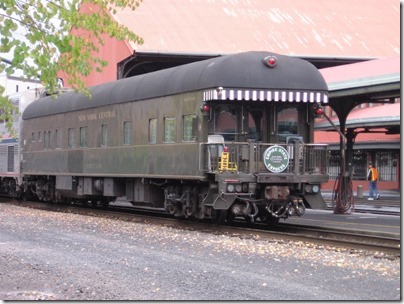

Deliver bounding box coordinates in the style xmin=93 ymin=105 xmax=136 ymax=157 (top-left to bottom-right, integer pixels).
xmin=98 ymin=111 xmax=116 ymax=119
xmin=87 ymin=113 xmax=97 ymax=120
xmin=78 ymin=110 xmax=116 ymax=122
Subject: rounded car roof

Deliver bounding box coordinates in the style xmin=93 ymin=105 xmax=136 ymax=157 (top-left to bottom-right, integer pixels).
xmin=23 ymin=51 xmax=328 ymax=119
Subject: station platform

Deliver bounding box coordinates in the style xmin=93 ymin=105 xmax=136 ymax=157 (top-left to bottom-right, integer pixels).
xmin=322 ymin=189 xmax=401 ymax=214
xmin=284 ymin=189 xmax=401 ymax=237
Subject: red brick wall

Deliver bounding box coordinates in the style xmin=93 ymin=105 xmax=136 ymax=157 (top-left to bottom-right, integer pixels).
xmin=58 ymin=3 xmax=133 ymax=88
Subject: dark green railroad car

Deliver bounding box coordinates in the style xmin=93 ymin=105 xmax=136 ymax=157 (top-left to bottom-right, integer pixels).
xmin=17 ymin=51 xmax=329 ymax=224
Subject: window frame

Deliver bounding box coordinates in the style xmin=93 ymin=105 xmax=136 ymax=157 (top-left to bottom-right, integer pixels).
xmin=182 ymin=114 xmax=197 ymax=142
xmin=123 ymin=121 xmax=131 ymax=145
xmin=68 ymin=128 xmax=76 ymax=148
xmin=55 ymin=129 xmax=62 ymax=149
xmin=44 ymin=131 xmax=51 ymax=149
xmin=101 ymin=124 xmax=108 ymax=147
xmin=79 ymin=126 xmax=88 ymax=148
xmin=164 ymin=117 xmax=176 ymax=143
xmin=149 ymin=118 xmax=157 ymax=144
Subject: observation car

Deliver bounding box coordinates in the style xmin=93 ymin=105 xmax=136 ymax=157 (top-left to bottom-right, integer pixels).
xmin=2 ymin=51 xmax=329 ymax=224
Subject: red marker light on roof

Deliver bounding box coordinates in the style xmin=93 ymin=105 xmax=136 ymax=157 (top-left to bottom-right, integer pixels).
xmin=263 ymin=55 xmax=277 ymax=68
xmin=200 ymin=103 xmax=210 ymax=115
xmin=315 ymin=107 xmax=324 ymax=115
xmin=313 ymin=106 xmax=324 ymax=118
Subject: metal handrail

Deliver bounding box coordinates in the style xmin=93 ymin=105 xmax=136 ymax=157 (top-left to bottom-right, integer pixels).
xmin=200 ymin=141 xmax=328 ymax=175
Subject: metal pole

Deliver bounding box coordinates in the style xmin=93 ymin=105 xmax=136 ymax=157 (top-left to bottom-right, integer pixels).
xmin=322 ymin=112 xmax=354 ymax=214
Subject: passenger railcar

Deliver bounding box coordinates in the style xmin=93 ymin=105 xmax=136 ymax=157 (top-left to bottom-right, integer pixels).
xmin=5 ymin=51 xmax=329 ymax=224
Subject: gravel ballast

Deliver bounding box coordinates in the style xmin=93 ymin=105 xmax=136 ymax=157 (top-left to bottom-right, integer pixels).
xmin=0 ymin=204 xmax=400 ymax=300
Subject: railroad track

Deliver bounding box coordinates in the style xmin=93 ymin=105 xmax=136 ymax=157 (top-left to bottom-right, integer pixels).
xmin=4 ymin=199 xmax=400 ymax=259
xmin=272 ymin=223 xmax=400 ymax=257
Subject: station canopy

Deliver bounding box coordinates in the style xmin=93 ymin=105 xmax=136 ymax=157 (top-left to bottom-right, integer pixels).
xmin=317 ymin=56 xmax=400 ymax=134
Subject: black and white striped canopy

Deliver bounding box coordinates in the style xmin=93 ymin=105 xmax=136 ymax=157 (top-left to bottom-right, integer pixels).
xmin=203 ymin=88 xmax=328 ymax=103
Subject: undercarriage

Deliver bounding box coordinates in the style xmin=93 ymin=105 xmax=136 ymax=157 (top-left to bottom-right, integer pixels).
xmin=5 ymin=173 xmax=319 ymax=227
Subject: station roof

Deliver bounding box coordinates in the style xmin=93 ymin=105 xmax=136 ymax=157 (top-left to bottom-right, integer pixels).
xmin=316 ymin=56 xmax=400 ymax=136
xmin=315 ymin=102 xmax=400 ymax=131
xmin=112 ymin=0 xmax=400 ymax=58
xmin=320 ymin=56 xmax=400 ymax=100
xmin=315 ymin=128 xmax=400 ymax=149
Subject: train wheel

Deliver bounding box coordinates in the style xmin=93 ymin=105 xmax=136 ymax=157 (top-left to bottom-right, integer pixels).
xmin=244 ymin=215 xmax=254 ymax=225
xmin=101 ymin=199 xmax=109 ymax=209
xmin=61 ymin=197 xmax=71 ymax=205
xmin=264 ymin=215 xmax=280 ymax=225
xmin=226 ymin=212 xmax=235 ymax=225
xmin=12 ymin=189 xmax=24 ymax=200
xmin=213 ymin=210 xmax=226 ymax=225
xmin=23 ymin=187 xmax=36 ymax=202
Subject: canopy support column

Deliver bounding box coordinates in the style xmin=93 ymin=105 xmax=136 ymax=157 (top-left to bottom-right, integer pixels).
xmin=323 ymin=99 xmax=358 ymax=214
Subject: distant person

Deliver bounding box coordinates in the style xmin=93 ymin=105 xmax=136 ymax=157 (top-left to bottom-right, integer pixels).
xmin=367 ymin=162 xmax=380 ymax=200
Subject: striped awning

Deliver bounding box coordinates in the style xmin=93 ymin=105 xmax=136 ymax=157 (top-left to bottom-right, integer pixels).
xmin=203 ymin=88 xmax=328 ymax=104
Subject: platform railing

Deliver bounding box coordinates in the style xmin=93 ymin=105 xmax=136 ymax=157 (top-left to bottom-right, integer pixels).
xmin=200 ymin=141 xmax=328 ymax=175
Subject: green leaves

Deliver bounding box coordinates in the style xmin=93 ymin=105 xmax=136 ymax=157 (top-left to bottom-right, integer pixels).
xmin=0 ymin=95 xmax=18 ymax=136
xmin=0 ymin=0 xmax=144 ymax=103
